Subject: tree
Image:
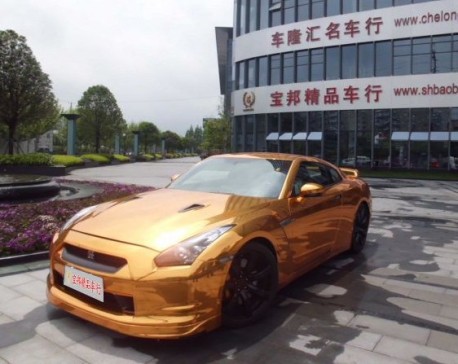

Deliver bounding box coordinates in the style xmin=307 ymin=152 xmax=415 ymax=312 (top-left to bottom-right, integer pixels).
xmin=77 ymin=85 xmax=125 ymax=153
xmin=202 ymin=114 xmax=231 ymax=153
xmin=184 ymin=125 xmax=203 ymax=153
xmin=161 ymin=130 xmax=183 ymax=153
xmin=138 ymin=121 xmax=160 ymax=153
xmin=0 ymin=30 xmax=59 ymax=154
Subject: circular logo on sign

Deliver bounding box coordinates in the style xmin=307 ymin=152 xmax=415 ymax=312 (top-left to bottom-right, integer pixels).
xmin=243 ymin=91 xmax=256 ymax=111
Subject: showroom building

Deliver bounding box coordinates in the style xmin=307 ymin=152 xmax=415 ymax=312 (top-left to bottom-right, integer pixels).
xmin=228 ymin=0 xmax=458 ymax=169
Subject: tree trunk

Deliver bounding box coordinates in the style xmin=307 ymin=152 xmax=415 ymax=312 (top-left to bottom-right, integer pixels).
xmin=7 ymin=124 xmax=16 ymax=155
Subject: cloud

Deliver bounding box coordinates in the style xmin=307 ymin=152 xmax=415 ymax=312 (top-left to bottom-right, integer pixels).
xmin=0 ymin=0 xmax=233 ymax=135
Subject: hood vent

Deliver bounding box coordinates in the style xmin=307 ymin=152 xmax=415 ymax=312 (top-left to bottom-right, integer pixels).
xmin=179 ymin=203 xmax=206 ymax=213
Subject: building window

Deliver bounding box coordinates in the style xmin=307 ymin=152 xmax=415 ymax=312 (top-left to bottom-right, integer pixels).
xmin=431 ymin=108 xmax=450 ymax=131
xmin=392 ymin=109 xmax=410 ymax=131
xmin=259 ymin=0 xmax=269 ymax=29
xmin=270 ymin=54 xmax=281 ymax=85
xmin=237 ymin=0 xmax=247 ymax=36
xmin=374 ymin=109 xmax=391 ymax=167
xmin=376 ymin=0 xmax=393 ymax=8
xmin=236 ymin=62 xmax=245 ymax=90
xmin=249 ymin=0 xmax=258 ymax=32
xmin=411 ymin=108 xmax=429 ymax=131
xmin=247 ymin=58 xmax=256 ymax=88
xmin=245 ymin=115 xmax=255 ymax=151
xmin=324 ymin=111 xmax=338 ymax=164
xmin=326 ymin=47 xmax=340 ymax=80
xmin=310 ymin=48 xmax=324 ymax=81
xmin=283 ymin=52 xmax=295 ymax=84
xmin=359 ymin=0 xmax=375 ymax=11
xmin=269 ymin=0 xmax=282 ymax=27
xmin=358 ymin=43 xmax=374 ymax=77
xmin=297 ymin=0 xmax=310 ymax=21
xmin=256 ymin=115 xmax=266 ymax=151
xmin=297 ymin=50 xmax=309 ymax=82
xmin=375 ymin=41 xmax=392 ymax=76
xmin=311 ymin=0 xmax=324 ymax=19
xmin=394 ymin=39 xmax=411 ymax=75
xmin=412 ymin=37 xmax=431 ymax=74
xmin=284 ymin=0 xmax=296 ymax=24
xmin=340 ymin=110 xmax=356 ymax=166
xmin=432 ymin=35 xmax=452 ymax=73
xmin=342 ymin=45 xmax=357 ymax=79
xmin=343 ymin=0 xmax=357 ymax=14
xmin=327 ymin=0 xmax=341 ymax=16
xmin=258 ymin=56 xmax=268 ymax=86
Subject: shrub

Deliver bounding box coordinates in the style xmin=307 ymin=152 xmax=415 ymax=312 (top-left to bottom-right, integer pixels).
xmin=80 ymin=154 xmax=111 ymax=164
xmin=0 ymin=153 xmax=52 ymax=166
xmin=136 ymin=153 xmax=154 ymax=162
xmin=154 ymin=153 xmax=163 ymax=160
xmin=51 ymin=155 xmax=85 ymax=167
xmin=112 ymin=154 xmax=130 ymax=163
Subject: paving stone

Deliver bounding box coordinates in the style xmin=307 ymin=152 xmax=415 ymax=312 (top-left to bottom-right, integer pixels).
xmin=440 ymin=305 xmax=458 ymax=320
xmin=401 ymin=309 xmax=458 ymax=331
xmin=345 ymin=331 xmax=382 ymax=351
xmin=0 ymin=285 xmax=21 ymax=305
xmin=384 ymin=278 xmax=446 ymax=294
xmin=36 ymin=316 xmax=98 ymax=348
xmin=12 ymin=279 xmax=47 ymax=303
xmin=0 ymin=272 xmax=35 ymax=288
xmin=66 ymin=334 xmax=152 ymax=363
xmin=387 ymin=297 xmax=443 ymax=316
xmin=0 ymin=296 xmax=42 ymax=321
xmin=375 ymin=336 xmax=458 ymax=364
xmin=408 ymin=289 xmax=458 ymax=307
xmin=0 ymin=334 xmax=84 ymax=364
xmin=427 ymin=330 xmax=458 ymax=354
xmin=27 ymin=268 xmax=49 ymax=282
xmin=334 ymin=344 xmax=411 ymax=364
xmin=348 ymin=315 xmax=430 ymax=344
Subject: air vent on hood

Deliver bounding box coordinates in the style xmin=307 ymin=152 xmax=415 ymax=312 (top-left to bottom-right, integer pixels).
xmin=179 ymin=203 xmax=206 ymax=213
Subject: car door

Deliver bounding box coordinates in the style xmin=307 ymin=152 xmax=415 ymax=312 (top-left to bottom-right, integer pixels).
xmin=282 ymin=161 xmax=343 ymax=273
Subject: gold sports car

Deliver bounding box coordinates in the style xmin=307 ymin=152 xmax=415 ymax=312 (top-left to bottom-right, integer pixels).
xmin=47 ymin=153 xmax=371 ymax=339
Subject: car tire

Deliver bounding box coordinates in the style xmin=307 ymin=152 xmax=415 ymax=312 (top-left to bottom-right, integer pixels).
xmin=222 ymin=242 xmax=278 ymax=328
xmin=350 ymin=204 xmax=370 ymax=254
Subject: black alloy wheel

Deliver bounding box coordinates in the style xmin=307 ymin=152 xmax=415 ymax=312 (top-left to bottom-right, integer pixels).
xmin=350 ymin=204 xmax=370 ymax=253
xmin=222 ymin=242 xmax=278 ymax=328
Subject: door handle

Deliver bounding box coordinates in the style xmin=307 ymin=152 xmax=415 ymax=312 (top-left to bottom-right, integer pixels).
xmin=334 ymin=194 xmax=342 ymax=201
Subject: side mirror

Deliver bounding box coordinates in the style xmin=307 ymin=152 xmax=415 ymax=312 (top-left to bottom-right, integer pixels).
xmin=300 ymin=182 xmax=324 ymax=197
xmin=170 ymin=174 xmax=180 ymax=182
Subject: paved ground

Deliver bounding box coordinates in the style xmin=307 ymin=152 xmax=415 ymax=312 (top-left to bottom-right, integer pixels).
xmin=1 ymin=159 xmax=458 ymax=363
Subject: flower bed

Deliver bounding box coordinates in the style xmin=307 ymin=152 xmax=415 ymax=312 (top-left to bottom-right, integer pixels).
xmin=0 ymin=180 xmax=154 ymax=257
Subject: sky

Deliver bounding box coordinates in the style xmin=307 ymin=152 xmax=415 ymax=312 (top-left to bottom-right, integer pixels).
xmin=0 ymin=0 xmax=234 ymax=136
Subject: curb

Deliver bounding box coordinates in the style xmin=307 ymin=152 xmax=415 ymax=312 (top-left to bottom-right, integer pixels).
xmin=0 ymin=251 xmax=49 ymax=267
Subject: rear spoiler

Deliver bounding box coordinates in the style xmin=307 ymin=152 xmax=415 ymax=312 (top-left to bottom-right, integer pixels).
xmin=340 ymin=168 xmax=359 ymax=179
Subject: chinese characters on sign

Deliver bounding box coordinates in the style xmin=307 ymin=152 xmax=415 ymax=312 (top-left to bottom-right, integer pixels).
xmin=271 ymin=17 xmax=384 ymax=48
xmin=270 ymin=85 xmax=383 ymax=107
xmin=70 ymin=272 xmax=103 ymax=296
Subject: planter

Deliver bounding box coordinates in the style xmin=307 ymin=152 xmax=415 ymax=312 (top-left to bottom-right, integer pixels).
xmin=0 ymin=165 xmax=66 ymax=176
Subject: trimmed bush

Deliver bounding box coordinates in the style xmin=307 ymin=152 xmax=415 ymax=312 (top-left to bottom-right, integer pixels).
xmin=112 ymin=154 xmax=130 ymax=163
xmin=0 ymin=153 xmax=52 ymax=166
xmin=51 ymin=155 xmax=85 ymax=167
xmin=80 ymin=154 xmax=111 ymax=164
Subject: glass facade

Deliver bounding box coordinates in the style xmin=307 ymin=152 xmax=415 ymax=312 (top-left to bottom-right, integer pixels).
xmin=231 ymin=0 xmax=458 ymax=170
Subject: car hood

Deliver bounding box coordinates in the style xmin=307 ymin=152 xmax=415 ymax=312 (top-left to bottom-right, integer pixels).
xmin=71 ymin=188 xmax=271 ymax=252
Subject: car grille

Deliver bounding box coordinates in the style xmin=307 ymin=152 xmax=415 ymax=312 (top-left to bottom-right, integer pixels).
xmin=62 ymin=244 xmax=127 ymax=273
xmin=53 ymin=269 xmax=135 ymax=315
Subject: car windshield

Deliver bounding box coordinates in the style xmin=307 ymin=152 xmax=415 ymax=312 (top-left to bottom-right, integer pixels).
xmin=168 ymin=157 xmax=292 ymax=198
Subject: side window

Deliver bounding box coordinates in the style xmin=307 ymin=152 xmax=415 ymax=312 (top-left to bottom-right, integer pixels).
xmin=293 ymin=161 xmax=342 ymax=195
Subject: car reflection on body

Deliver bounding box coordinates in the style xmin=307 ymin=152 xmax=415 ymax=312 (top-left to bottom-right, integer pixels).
xmin=47 ymin=153 xmax=371 ymax=339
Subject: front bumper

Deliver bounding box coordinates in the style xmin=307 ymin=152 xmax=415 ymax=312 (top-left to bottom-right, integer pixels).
xmin=47 ymin=230 xmax=230 ymax=339
xmin=46 ymin=275 xmax=220 ymax=338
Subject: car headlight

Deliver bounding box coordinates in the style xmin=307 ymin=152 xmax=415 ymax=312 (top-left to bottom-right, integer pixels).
xmin=154 ymin=225 xmax=235 ymax=267
xmin=61 ymin=205 xmax=98 ymax=232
